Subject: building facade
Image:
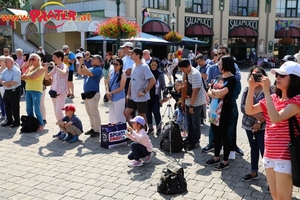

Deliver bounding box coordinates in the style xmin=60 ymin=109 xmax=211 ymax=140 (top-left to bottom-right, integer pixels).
xmin=127 ymin=0 xmax=300 ymax=60
xmin=2 ymin=0 xmax=300 ymax=60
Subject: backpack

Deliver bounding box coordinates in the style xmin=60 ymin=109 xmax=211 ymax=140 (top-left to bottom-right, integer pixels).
xmin=160 ymin=121 xmax=184 ymax=152
xmin=20 ymin=115 xmax=39 ymax=133
xmin=157 ymin=163 xmax=187 ymax=194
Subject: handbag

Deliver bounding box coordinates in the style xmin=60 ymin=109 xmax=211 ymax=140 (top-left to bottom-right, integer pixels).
xmin=20 ymin=115 xmax=39 ymax=133
xmin=288 ymin=116 xmax=300 ymax=187
xmin=100 ymin=122 xmax=128 ymax=149
xmin=103 ymin=73 xmax=119 ymax=102
xmin=49 ymin=90 xmax=58 ymax=98
xmin=43 ymin=78 xmax=52 ymax=86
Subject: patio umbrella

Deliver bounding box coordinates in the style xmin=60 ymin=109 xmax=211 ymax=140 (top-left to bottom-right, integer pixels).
xmin=123 ymin=32 xmax=170 ymax=44
xmin=85 ymin=35 xmax=116 ymax=41
xmin=175 ymin=37 xmax=207 ymax=46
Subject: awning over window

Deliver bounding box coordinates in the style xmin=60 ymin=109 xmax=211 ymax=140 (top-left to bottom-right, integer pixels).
xmin=142 ymin=20 xmax=171 ymax=34
xmin=185 ymin=24 xmax=214 ymax=36
xmin=229 ymin=27 xmax=258 ymax=37
xmin=275 ymin=27 xmax=300 ymax=38
xmin=0 ymin=8 xmax=28 ymax=16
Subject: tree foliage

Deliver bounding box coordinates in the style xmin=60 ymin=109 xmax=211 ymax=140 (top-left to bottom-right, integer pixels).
xmin=0 ymin=0 xmax=29 ymax=9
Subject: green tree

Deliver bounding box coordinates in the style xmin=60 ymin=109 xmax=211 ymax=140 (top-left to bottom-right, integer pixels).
xmin=0 ymin=0 xmax=29 ymax=9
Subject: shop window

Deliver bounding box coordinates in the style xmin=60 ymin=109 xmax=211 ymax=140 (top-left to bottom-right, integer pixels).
xmin=185 ymin=0 xmax=213 ymax=14
xmin=276 ymin=0 xmax=300 ymax=17
xmin=229 ymin=0 xmax=258 ymax=17
xmin=143 ymin=0 xmax=169 ymax=10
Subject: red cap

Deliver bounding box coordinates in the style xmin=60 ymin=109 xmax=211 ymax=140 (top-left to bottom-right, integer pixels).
xmin=62 ymin=104 xmax=76 ymax=112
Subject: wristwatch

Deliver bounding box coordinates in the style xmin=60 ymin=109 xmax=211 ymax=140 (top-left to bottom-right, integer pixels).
xmin=143 ymin=90 xmax=146 ymax=94
xmin=189 ymin=105 xmax=193 ymax=108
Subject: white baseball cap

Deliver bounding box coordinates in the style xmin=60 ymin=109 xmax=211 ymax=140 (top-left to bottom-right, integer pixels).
xmin=120 ymin=42 xmax=134 ymax=48
xmin=129 ymin=116 xmax=145 ymax=126
xmin=75 ymin=53 xmax=83 ymax=58
xmin=271 ymin=61 xmax=300 ymax=77
xmin=294 ymin=53 xmax=300 ymax=65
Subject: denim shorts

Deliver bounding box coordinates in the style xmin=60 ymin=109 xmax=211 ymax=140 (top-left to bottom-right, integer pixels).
xmin=263 ymin=157 xmax=291 ymax=175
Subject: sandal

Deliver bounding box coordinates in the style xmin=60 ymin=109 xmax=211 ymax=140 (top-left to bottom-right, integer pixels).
xmin=37 ymin=126 xmax=44 ymax=132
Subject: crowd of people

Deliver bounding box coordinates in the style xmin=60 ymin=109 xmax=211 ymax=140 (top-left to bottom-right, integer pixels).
xmin=0 ymin=43 xmax=300 ymax=199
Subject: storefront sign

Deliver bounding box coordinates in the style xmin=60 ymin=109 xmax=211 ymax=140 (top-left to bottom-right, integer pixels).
xmin=185 ymin=17 xmax=212 ymax=28
xmin=229 ymin=20 xmax=258 ymax=30
xmin=149 ymin=13 xmax=162 ymax=19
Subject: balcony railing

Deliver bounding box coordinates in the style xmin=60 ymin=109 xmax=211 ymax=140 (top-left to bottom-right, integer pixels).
xmin=44 ymin=0 xmax=126 ymax=17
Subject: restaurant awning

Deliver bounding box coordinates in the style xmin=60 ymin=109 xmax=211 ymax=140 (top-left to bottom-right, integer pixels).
xmin=229 ymin=27 xmax=258 ymax=37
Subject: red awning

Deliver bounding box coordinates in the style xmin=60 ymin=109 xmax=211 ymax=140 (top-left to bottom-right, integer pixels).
xmin=229 ymin=27 xmax=258 ymax=37
xmin=142 ymin=20 xmax=171 ymax=34
xmin=275 ymin=27 xmax=300 ymax=38
xmin=185 ymin=24 xmax=214 ymax=36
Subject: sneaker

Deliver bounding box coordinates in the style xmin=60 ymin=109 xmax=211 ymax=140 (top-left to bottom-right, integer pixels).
xmin=69 ymin=135 xmax=79 ymax=143
xmin=202 ymin=144 xmax=214 ymax=153
xmin=53 ymin=130 xmax=62 ymax=138
xmin=185 ymin=142 xmax=199 ymax=151
xmin=143 ymin=152 xmax=153 ymax=164
xmin=59 ymin=132 xmax=66 ymax=140
xmin=242 ymin=173 xmax=258 ymax=182
xmin=43 ymin=119 xmax=47 ymax=125
xmin=90 ymin=132 xmax=99 ymax=137
xmin=229 ymin=151 xmax=236 ymax=160
xmin=85 ymin=129 xmax=94 ymax=135
xmin=205 ymin=158 xmax=220 ymax=166
xmin=214 ymin=162 xmax=229 ymax=171
xmin=147 ymin=128 xmax=154 ymax=135
xmin=0 ymin=116 xmax=6 ymax=120
xmin=63 ymin=134 xmax=73 ymax=141
xmin=235 ymin=147 xmax=244 ymax=156
xmin=128 ymin=160 xmax=143 ymax=167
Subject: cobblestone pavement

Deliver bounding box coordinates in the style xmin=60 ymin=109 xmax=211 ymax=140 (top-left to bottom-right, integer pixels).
xmin=0 ymin=71 xmax=299 ymax=200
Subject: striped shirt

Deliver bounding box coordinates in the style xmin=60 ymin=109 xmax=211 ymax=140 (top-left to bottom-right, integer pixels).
xmin=259 ymin=94 xmax=300 ymax=160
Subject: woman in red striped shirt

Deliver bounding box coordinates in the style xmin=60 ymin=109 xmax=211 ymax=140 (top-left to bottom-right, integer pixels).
xmin=245 ymin=61 xmax=300 ymax=200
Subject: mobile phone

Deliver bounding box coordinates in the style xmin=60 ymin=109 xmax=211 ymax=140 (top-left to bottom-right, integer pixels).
xmin=253 ymin=73 xmax=262 ymax=82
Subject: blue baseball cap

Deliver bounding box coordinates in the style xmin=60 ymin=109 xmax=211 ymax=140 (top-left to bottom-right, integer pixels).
xmin=130 ymin=116 xmax=146 ymax=126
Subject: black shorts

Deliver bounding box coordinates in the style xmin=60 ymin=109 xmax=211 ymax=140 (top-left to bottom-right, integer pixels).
xmin=68 ymin=70 xmax=73 ymax=81
xmin=126 ymin=99 xmax=147 ymax=113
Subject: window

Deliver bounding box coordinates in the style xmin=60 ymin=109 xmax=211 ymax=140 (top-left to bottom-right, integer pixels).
xmin=276 ymin=0 xmax=300 ymax=17
xmin=229 ymin=0 xmax=258 ymax=17
xmin=185 ymin=0 xmax=213 ymax=14
xmin=143 ymin=0 xmax=169 ymax=10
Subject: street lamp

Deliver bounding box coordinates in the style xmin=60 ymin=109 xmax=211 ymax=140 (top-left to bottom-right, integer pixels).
xmin=285 ymin=21 xmax=289 ymax=37
xmin=116 ymin=0 xmax=121 ymax=50
xmin=171 ymin=13 xmax=176 ymax=52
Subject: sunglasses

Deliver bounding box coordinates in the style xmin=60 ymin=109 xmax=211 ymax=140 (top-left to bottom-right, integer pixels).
xmin=29 ymin=58 xmax=36 ymax=61
xmin=214 ymin=54 xmax=218 ymax=56
xmin=275 ymin=73 xmax=287 ymax=78
xmin=218 ymin=52 xmax=226 ymax=55
xmin=4 ymin=51 xmax=8 ymax=53
xmin=113 ymin=63 xmax=120 ymax=66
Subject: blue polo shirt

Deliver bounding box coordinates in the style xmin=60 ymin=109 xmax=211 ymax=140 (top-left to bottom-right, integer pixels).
xmin=68 ymin=52 xmax=75 ymax=71
xmin=83 ymin=66 xmax=102 ymax=93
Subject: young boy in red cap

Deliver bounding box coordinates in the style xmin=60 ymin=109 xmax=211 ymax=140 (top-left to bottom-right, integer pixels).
xmin=56 ymin=104 xmax=83 ymax=143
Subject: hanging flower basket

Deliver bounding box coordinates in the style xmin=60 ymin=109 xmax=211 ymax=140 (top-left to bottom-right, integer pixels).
xmin=278 ymin=37 xmax=293 ymax=46
xmin=164 ymin=31 xmax=183 ymax=42
xmin=97 ymin=16 xmax=139 ymax=39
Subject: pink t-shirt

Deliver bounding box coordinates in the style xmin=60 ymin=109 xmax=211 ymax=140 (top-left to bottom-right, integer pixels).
xmin=130 ymin=129 xmax=153 ymax=152
xmin=260 ymin=94 xmax=300 ymax=160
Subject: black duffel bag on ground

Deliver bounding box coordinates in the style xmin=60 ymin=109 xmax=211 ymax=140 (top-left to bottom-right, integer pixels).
xmin=20 ymin=115 xmax=39 ymax=133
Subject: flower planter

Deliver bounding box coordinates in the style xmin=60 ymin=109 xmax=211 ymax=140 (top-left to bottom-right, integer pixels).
xmin=97 ymin=17 xmax=139 ymax=39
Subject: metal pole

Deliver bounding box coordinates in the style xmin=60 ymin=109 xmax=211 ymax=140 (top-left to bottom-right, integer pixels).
xmin=116 ymin=0 xmax=120 ymax=50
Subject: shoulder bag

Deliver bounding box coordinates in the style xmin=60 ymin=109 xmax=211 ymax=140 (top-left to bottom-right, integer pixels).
xmin=103 ymin=73 xmax=118 ymax=102
xmin=288 ymin=116 xmax=300 ymax=187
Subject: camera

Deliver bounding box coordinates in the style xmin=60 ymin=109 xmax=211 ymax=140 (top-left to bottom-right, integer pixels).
xmin=253 ymin=73 xmax=262 ymax=82
xmin=163 ymin=84 xmax=174 ymax=96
